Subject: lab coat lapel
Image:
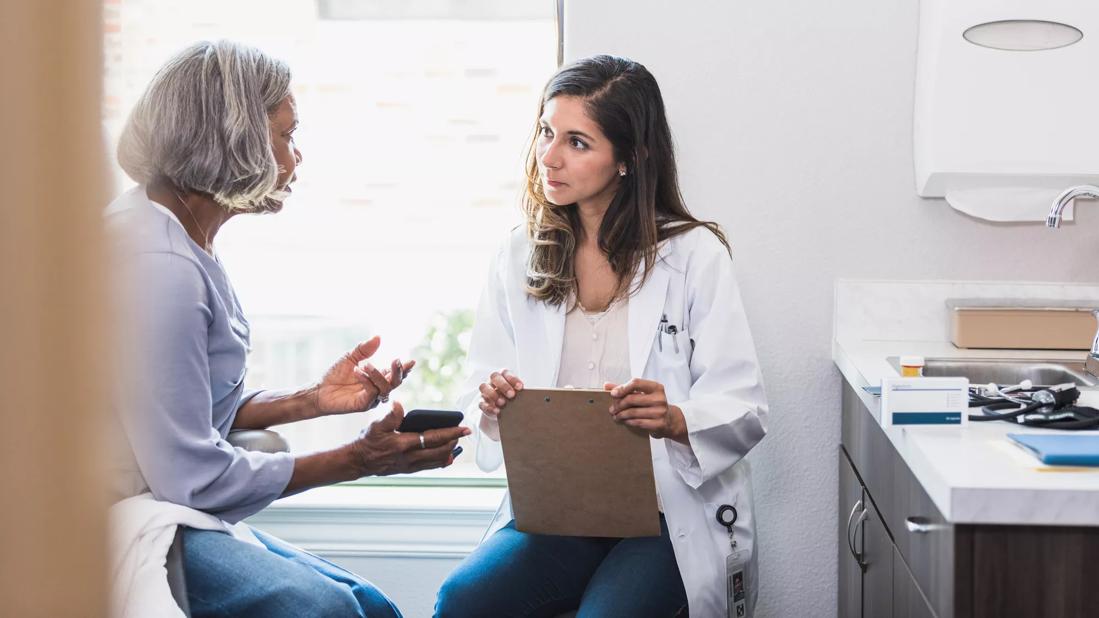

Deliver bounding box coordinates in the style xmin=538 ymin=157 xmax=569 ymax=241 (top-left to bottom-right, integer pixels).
xmin=628 ymin=248 xmax=671 ymax=379
xmin=501 ymin=233 xmax=566 ymax=387
xmin=540 ymin=298 xmax=566 ymax=385
xmin=511 ymin=291 xmax=566 ymax=387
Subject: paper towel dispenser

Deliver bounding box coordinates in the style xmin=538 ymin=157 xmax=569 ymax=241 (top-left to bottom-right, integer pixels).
xmin=914 ymin=0 xmax=1099 ymax=222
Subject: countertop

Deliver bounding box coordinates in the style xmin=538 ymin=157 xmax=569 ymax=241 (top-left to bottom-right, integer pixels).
xmin=833 ymin=337 xmax=1099 ymax=526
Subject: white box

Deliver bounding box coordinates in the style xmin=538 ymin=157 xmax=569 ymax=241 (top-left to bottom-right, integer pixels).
xmin=881 ymin=377 xmax=969 ymax=427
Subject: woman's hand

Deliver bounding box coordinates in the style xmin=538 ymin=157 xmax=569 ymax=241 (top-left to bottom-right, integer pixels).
xmin=478 ymin=369 xmax=524 ymax=420
xmin=346 ymin=402 xmax=470 ymax=477
xmin=282 ymin=401 xmax=471 ymax=496
xmin=605 ymin=379 xmax=689 ymax=444
xmin=315 ymin=336 xmax=415 ymax=417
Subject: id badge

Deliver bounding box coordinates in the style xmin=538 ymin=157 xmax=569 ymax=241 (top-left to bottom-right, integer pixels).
xmin=726 ymin=547 xmax=750 ymax=618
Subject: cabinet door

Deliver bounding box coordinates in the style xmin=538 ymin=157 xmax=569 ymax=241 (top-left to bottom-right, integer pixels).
xmin=862 ymin=499 xmax=893 ymax=618
xmin=893 ymin=547 xmax=935 ymax=618
xmin=838 ymin=448 xmax=864 ymax=618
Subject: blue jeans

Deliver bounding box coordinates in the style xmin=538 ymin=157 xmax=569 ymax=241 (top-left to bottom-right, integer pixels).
xmin=435 ymin=515 xmax=687 ymax=617
xmin=181 ymin=526 xmax=402 ymax=618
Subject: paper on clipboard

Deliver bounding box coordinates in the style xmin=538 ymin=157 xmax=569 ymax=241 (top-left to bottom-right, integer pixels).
xmin=497 ymin=387 xmax=660 ymax=537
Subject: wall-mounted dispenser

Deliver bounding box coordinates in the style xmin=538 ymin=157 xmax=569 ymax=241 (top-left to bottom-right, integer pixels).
xmin=914 ymin=0 xmax=1099 ymax=222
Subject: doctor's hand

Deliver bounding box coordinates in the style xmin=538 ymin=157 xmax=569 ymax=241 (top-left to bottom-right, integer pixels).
xmin=315 ymin=336 xmax=416 ymax=417
xmin=605 ymin=379 xmax=689 ymax=445
xmin=478 ymin=369 xmax=524 ymax=419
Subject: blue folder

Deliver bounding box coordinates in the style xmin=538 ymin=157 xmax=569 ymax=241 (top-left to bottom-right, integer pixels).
xmin=1008 ymin=434 xmax=1099 ymax=467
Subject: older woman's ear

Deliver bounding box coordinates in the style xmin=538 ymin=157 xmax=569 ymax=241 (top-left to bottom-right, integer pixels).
xmin=117 ymin=40 xmax=292 ymax=213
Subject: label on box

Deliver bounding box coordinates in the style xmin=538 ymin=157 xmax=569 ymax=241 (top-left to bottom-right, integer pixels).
xmin=881 ymin=377 xmax=968 ymax=427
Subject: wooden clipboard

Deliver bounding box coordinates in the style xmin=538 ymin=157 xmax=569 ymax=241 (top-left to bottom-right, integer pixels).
xmin=498 ymin=387 xmax=660 ymax=537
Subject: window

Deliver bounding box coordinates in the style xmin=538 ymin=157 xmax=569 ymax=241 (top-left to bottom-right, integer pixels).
xmin=103 ymin=0 xmax=557 ymax=481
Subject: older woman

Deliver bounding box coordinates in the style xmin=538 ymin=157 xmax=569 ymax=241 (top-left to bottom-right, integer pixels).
xmin=109 ymin=40 xmax=466 ymax=617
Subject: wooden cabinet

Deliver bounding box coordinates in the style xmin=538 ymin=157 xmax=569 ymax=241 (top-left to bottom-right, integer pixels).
xmin=893 ymin=547 xmax=935 ymax=618
xmin=839 ymin=382 xmax=1099 ymax=617
xmin=841 ymin=447 xmax=927 ymax=618
xmin=862 ymin=496 xmax=894 ymax=618
xmin=839 ymin=452 xmax=864 ymax=618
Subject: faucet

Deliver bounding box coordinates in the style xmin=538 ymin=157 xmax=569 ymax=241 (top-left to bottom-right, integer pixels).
xmin=1047 ymin=186 xmax=1099 ymax=377
xmin=1089 ymin=310 xmax=1099 ymax=379
xmin=1047 ymin=184 xmax=1099 ymax=228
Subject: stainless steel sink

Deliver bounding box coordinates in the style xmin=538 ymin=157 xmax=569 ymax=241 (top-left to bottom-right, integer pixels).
xmin=885 ymin=356 xmax=1098 ymax=387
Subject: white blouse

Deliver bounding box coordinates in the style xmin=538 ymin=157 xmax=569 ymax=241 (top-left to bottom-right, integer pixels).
xmin=556 ymin=298 xmax=631 ymax=390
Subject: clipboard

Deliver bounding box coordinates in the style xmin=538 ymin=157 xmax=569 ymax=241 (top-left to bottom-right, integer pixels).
xmin=497 ymin=387 xmax=660 ymax=537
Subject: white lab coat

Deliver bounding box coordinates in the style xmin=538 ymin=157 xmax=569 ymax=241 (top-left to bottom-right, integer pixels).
xmin=458 ymin=225 xmax=769 ymax=617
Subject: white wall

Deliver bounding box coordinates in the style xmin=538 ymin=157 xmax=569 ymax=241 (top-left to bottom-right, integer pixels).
xmin=565 ymin=1 xmax=1099 ymax=616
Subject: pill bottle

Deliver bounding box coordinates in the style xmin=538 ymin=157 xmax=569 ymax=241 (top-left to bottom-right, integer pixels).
xmin=899 ymin=355 xmax=925 ymax=377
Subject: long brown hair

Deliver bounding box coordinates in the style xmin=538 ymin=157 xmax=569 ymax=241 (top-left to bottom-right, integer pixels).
xmin=523 ymin=55 xmax=729 ymax=306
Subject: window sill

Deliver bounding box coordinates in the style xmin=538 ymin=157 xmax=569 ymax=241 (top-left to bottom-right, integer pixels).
xmin=246 ymin=484 xmax=506 ymax=559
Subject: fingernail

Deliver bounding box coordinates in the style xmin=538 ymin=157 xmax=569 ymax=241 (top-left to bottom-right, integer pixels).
xmin=507 ymin=389 xmax=515 ymax=398
xmin=516 ymin=382 xmax=524 ymax=389
xmin=497 ymin=398 xmax=506 ymax=406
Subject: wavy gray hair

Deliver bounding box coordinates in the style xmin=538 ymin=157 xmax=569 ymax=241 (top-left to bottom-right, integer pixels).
xmin=118 ymin=40 xmax=292 ymax=212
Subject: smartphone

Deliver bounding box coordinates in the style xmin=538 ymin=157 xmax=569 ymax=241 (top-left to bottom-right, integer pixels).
xmin=398 ymin=409 xmax=464 ymax=432
xmin=398 ymin=409 xmax=465 ymax=458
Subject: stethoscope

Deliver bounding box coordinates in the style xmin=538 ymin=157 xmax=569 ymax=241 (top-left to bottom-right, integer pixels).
xmin=967 ymin=380 xmax=1099 ymax=429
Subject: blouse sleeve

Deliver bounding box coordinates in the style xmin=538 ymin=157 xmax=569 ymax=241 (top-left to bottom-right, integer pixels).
xmin=121 ymin=252 xmax=293 ymax=523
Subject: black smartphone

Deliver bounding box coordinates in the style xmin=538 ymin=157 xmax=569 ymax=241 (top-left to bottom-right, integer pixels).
xmin=398 ymin=409 xmax=465 ymax=457
xmin=398 ymin=409 xmax=464 ymax=432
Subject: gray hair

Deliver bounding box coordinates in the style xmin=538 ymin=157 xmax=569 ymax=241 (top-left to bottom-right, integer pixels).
xmin=117 ymin=40 xmax=292 ymax=212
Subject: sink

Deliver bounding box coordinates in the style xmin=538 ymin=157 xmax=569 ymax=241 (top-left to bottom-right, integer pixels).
xmin=885 ymin=356 xmax=1098 ymax=387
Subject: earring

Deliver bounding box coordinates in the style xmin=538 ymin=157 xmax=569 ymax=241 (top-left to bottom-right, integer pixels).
xmin=618 ymin=168 xmax=627 ymax=177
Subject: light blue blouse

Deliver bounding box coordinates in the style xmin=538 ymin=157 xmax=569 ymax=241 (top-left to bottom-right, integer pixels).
xmin=108 ymin=187 xmax=293 ymax=523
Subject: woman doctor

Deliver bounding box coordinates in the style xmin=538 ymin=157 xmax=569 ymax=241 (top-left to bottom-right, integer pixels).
xmin=435 ymin=55 xmax=768 ymax=617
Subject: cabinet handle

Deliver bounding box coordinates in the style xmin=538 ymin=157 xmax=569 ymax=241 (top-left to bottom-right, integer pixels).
xmin=845 ymin=499 xmax=862 ymax=560
xmin=905 ymin=516 xmax=946 ymax=534
xmin=852 ymin=509 xmax=868 ymax=570
xmin=847 ymin=499 xmax=868 ymax=570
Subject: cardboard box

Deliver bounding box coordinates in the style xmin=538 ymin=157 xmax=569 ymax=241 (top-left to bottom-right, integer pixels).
xmin=948 ymin=299 xmax=1099 ymax=350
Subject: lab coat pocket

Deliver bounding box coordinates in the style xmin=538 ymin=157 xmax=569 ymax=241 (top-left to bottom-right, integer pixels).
xmin=654 ymin=321 xmax=692 ymax=394
xmin=656 ymin=317 xmax=690 ymax=359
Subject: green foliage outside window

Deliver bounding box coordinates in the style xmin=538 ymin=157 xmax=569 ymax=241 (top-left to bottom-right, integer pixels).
xmin=403 ymin=309 xmax=475 ymax=409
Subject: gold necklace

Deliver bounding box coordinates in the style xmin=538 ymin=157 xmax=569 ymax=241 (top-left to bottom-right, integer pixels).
xmin=174 ymin=191 xmax=213 ymax=252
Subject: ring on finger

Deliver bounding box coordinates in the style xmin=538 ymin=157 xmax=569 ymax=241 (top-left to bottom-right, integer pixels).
xmin=418 ymin=433 xmax=426 ymax=449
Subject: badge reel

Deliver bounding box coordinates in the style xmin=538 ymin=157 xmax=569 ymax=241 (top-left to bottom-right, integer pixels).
xmin=717 ymin=504 xmax=750 ymax=618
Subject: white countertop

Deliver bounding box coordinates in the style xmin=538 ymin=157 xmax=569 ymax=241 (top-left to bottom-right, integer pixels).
xmin=833 ymin=337 xmax=1099 ymax=526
